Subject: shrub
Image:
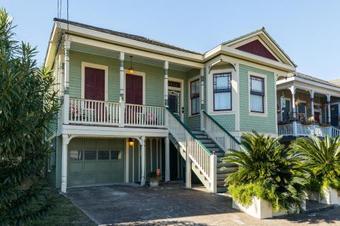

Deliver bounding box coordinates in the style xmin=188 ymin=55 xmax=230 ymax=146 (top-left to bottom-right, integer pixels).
xmin=291 ymin=136 xmax=340 ymax=192
xmin=224 ymin=132 xmax=308 ymax=211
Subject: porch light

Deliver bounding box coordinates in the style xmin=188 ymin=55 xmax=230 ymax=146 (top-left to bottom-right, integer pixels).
xmin=128 ymin=138 xmax=134 ymax=147
xmin=128 ymin=55 xmax=134 ymax=74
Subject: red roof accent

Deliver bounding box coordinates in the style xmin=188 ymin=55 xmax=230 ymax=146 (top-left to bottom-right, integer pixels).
xmin=236 ymin=39 xmax=278 ymax=61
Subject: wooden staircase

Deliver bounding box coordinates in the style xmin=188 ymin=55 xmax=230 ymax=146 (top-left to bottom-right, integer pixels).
xmin=192 ymin=130 xmax=238 ymax=193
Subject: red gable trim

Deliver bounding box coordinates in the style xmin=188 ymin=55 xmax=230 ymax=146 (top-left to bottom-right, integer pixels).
xmin=236 ymin=39 xmax=278 ymax=61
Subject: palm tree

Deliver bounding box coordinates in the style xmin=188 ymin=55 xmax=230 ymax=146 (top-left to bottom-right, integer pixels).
xmin=291 ymin=136 xmax=340 ymax=191
xmin=224 ymin=132 xmax=308 ymax=211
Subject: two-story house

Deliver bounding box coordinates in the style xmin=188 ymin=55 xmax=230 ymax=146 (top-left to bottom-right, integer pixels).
xmin=45 ymin=19 xmax=296 ymax=193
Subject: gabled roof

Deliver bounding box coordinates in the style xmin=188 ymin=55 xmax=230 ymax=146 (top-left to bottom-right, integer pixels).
xmin=222 ymin=27 xmax=297 ymax=67
xmin=54 ymin=18 xmax=201 ymax=55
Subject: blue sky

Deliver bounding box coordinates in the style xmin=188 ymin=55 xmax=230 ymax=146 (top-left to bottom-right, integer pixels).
xmin=1 ymin=0 xmax=340 ymax=80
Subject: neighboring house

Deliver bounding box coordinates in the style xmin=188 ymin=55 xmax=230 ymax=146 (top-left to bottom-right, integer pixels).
xmin=277 ymin=72 xmax=340 ymax=138
xmin=45 ymin=18 xmax=296 ymax=193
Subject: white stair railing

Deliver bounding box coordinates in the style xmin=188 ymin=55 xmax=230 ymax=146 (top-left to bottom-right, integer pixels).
xmin=167 ymin=110 xmax=216 ymax=192
xmin=202 ymin=111 xmax=240 ymax=152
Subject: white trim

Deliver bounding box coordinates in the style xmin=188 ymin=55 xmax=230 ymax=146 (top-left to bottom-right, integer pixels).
xmin=248 ymin=71 xmax=268 ymax=117
xmin=81 ymin=62 xmax=109 ymax=101
xmin=168 ymin=77 xmax=184 ymax=121
xmin=274 ymin=73 xmax=278 ymax=134
xmin=188 ymin=75 xmax=201 ymax=117
xmin=207 ymin=68 xmax=236 ymax=115
xmin=124 ymin=70 xmax=146 ymax=105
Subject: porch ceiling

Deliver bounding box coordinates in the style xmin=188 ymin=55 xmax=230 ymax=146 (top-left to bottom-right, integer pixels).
xmin=71 ymin=42 xmax=195 ymax=72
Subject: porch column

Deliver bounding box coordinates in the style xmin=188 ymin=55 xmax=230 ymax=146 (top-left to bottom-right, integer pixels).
xmin=327 ymin=94 xmax=331 ymax=124
xmin=125 ymin=138 xmax=129 ymax=183
xmin=200 ymin=67 xmax=205 ymax=131
xmin=140 ymin=136 xmax=146 ymax=186
xmin=309 ymin=90 xmax=315 ymax=123
xmin=61 ymin=134 xmax=70 ymax=193
xmin=119 ymin=52 xmax=125 ymax=127
xmin=165 ymin=136 xmax=170 ymax=182
xmin=63 ymin=39 xmax=70 ymax=125
xmin=185 ymin=154 xmax=192 ymax=189
xmin=289 ymin=86 xmax=297 ymax=135
xmin=164 ymin=61 xmax=169 ymax=127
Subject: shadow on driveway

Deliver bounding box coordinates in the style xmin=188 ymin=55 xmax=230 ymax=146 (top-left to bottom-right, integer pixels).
xmin=66 ymin=184 xmax=235 ymax=225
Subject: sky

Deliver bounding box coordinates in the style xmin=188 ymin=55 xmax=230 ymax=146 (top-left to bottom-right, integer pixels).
xmin=1 ymin=0 xmax=340 ymax=81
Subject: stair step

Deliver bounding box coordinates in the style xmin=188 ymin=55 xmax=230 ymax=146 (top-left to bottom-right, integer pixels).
xmin=217 ymin=186 xmax=227 ymax=193
xmin=217 ymin=180 xmax=226 ymax=186
xmin=217 ymin=161 xmax=237 ymax=167
xmin=217 ymin=166 xmax=238 ymax=174
xmin=195 ymin=135 xmax=209 ymax=140
xmin=192 ymin=131 xmax=205 ymax=135
xmin=198 ymin=139 xmax=215 ymax=144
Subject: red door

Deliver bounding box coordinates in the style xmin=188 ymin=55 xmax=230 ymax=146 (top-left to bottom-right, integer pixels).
xmin=125 ymin=74 xmax=143 ymax=124
xmin=126 ymin=74 xmax=143 ymax=104
xmin=84 ymin=67 xmax=105 ymax=122
xmin=85 ymin=67 xmax=105 ymax=101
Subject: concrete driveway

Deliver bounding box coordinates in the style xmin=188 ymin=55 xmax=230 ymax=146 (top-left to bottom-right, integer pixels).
xmin=67 ymin=185 xmax=340 ymax=226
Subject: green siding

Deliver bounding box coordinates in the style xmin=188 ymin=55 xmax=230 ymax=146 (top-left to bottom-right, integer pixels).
xmin=239 ymin=64 xmax=276 ymax=134
xmin=211 ymin=114 xmax=236 ymax=131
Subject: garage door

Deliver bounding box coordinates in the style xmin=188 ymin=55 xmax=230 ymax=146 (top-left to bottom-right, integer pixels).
xmin=68 ymin=138 xmax=125 ymax=187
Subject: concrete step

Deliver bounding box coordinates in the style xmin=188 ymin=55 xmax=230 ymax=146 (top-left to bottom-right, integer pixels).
xmin=192 ymin=131 xmax=205 ymax=135
xmin=217 ymin=161 xmax=237 ymax=167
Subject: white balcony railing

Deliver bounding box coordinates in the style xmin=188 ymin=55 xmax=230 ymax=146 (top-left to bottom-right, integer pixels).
xmin=67 ymin=97 xmax=165 ymax=128
xmin=278 ymin=122 xmax=340 ymax=138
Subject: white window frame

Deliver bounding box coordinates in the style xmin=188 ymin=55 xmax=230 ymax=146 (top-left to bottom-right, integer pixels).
xmin=188 ymin=75 xmax=200 ymax=117
xmin=81 ymin=62 xmax=109 ymax=101
xmin=248 ymin=71 xmax=267 ymax=117
xmin=207 ymin=68 xmax=236 ymax=115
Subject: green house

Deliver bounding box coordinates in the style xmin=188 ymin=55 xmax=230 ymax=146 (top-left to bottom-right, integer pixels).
xmin=45 ymin=19 xmax=296 ymax=193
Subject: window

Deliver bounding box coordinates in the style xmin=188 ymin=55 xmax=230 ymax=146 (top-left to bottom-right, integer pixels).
xmin=190 ymin=79 xmax=200 ymax=115
xmin=69 ymin=150 xmax=83 ymax=161
xmin=98 ymin=150 xmax=110 ymax=160
xmin=213 ymin=73 xmax=232 ymax=111
xmin=111 ymin=150 xmax=122 ymax=160
xmin=250 ymin=76 xmax=265 ymax=113
xmin=84 ymin=150 xmax=97 ymax=160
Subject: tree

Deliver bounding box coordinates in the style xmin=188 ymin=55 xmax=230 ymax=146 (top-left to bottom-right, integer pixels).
xmin=0 ymin=9 xmax=59 ymax=225
xmin=291 ymin=136 xmax=340 ymax=192
xmin=224 ymin=132 xmax=308 ymax=211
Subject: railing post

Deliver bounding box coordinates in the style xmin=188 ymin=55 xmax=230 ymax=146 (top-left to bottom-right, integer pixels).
xmin=185 ymin=154 xmax=192 ymax=189
xmin=209 ymin=153 xmax=217 ymax=193
xmin=119 ymin=101 xmax=125 ymax=127
xmin=63 ymin=94 xmax=69 ymax=125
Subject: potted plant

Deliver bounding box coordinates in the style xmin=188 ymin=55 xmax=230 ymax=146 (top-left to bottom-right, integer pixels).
xmin=148 ymin=169 xmax=161 ymax=187
xmin=291 ymin=136 xmax=340 ymax=205
xmin=224 ymin=132 xmax=308 ymax=219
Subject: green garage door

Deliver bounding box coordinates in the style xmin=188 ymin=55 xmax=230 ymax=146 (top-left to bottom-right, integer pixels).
xmin=68 ymin=138 xmax=125 ymax=187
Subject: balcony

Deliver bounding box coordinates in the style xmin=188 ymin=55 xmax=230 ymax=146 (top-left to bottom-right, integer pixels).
xmin=278 ymin=122 xmax=340 ymax=137
xmin=66 ymin=97 xmax=166 ymax=128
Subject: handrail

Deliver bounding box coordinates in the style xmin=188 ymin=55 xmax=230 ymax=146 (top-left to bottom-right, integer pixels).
xmin=167 ymin=109 xmax=211 ymax=154
xmin=202 ymin=111 xmax=240 ymax=145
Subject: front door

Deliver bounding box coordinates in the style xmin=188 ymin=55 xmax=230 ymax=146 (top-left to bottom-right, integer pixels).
xmin=168 ymin=80 xmax=183 ymax=120
xmin=331 ymin=104 xmax=339 ymax=127
xmin=168 ymin=90 xmax=181 ymax=117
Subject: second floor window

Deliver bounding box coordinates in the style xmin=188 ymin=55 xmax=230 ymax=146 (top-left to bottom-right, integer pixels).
xmin=250 ymin=76 xmax=265 ymax=113
xmin=190 ymin=79 xmax=200 ymax=115
xmin=213 ymin=73 xmax=232 ymax=111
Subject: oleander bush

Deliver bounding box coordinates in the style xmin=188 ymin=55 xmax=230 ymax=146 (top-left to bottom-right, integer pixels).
xmin=224 ymin=132 xmax=308 ymax=211
xmin=0 ymin=8 xmax=59 ymax=225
